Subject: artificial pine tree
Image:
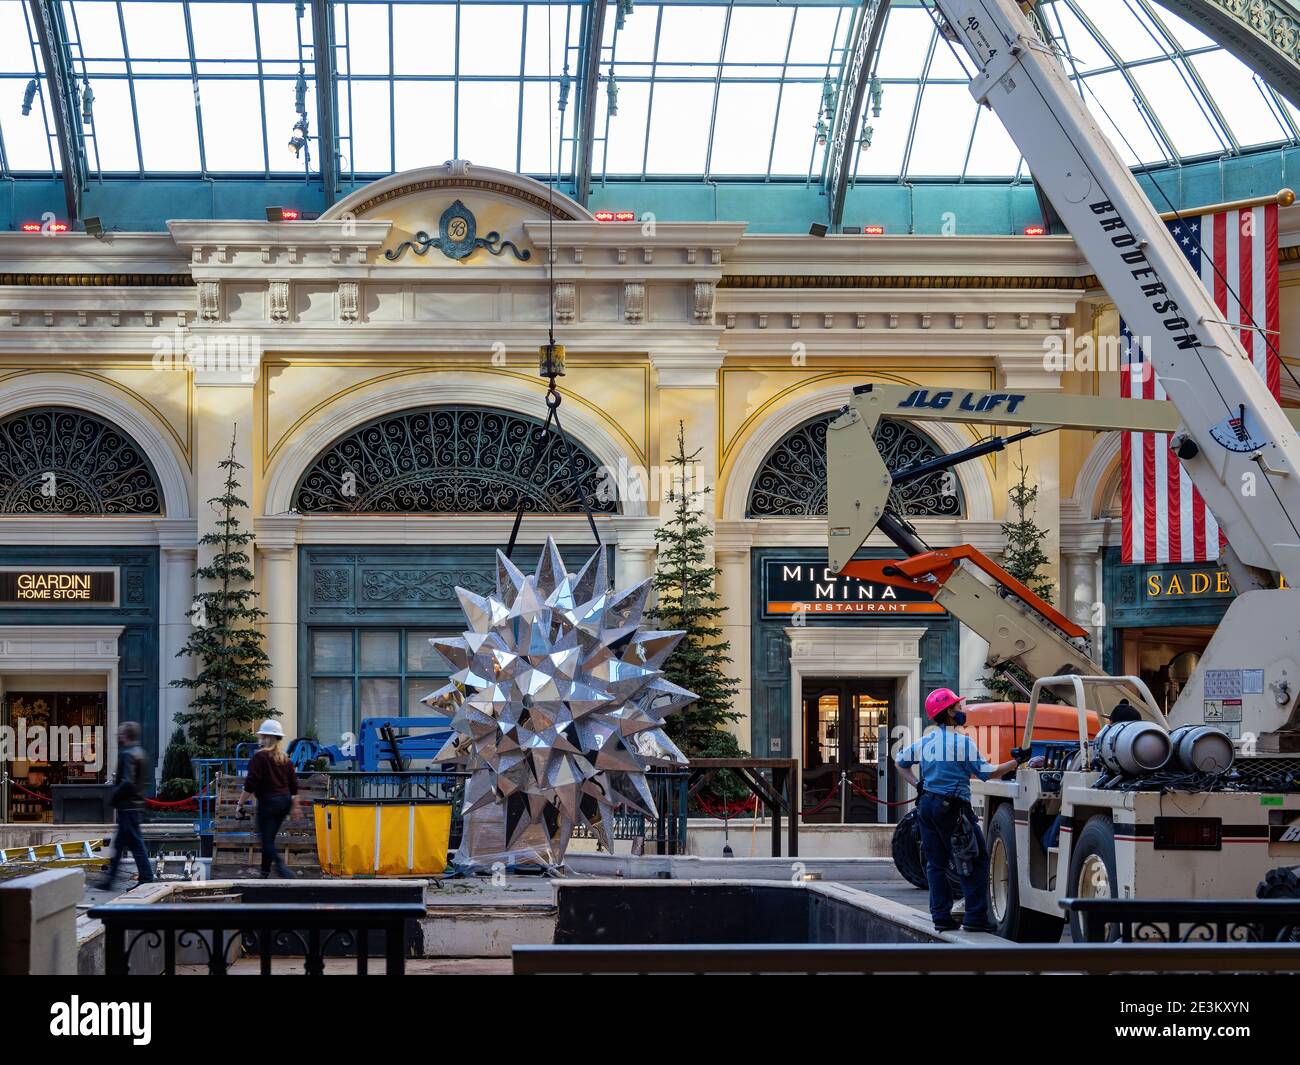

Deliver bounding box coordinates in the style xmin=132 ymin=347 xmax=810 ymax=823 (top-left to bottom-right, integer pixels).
xmin=981 ymin=449 xmax=1055 ymax=700
xmin=170 ymin=429 xmax=276 ymax=756
xmin=651 ymin=424 xmax=747 ymax=807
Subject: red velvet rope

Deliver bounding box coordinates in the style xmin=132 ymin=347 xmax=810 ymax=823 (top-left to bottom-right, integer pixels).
xmin=848 ymin=777 xmax=917 ymax=809
xmin=9 ymin=781 xmax=52 ymax=804
xmin=145 ymin=795 xmax=199 ymax=810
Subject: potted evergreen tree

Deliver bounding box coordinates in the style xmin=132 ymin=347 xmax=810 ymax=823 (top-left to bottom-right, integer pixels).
xmin=651 ymin=423 xmax=748 ymax=810
xmin=170 ymin=429 xmax=277 ymax=757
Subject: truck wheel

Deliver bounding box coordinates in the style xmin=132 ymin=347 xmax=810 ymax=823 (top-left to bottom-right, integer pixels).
xmin=891 ymin=808 xmax=961 ymax=893
xmin=1067 ymin=815 xmax=1119 ymax=942
xmin=1256 ymin=867 xmax=1300 ymax=940
xmin=988 ymin=804 xmax=1064 ymax=942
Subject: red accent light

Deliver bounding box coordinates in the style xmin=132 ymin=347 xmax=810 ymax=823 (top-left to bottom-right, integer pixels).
xmin=20 ymin=222 xmax=41 ymax=233
xmin=280 ymin=208 xmax=301 ymax=221
xmin=863 ymin=224 xmax=886 ymax=235
xmin=20 ymin=220 xmax=69 ymax=233
xmin=594 ymin=210 xmax=636 ymax=222
xmin=1023 ymin=224 xmax=1046 ymax=236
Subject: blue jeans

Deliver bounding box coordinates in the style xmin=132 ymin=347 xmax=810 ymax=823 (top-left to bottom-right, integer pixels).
xmin=917 ymin=792 xmax=989 ymax=925
xmin=105 ymin=808 xmax=153 ymax=884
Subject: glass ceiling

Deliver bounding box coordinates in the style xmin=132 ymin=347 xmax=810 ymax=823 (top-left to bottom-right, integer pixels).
xmin=0 ymin=0 xmax=1297 ymax=186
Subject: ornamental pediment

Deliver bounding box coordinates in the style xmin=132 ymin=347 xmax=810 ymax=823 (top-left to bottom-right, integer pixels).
xmin=322 ymin=160 xmax=587 ymax=269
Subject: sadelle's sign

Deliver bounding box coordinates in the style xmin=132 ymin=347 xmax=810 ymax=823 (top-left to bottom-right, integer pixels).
xmin=762 ymin=560 xmax=944 ymax=617
xmin=0 ymin=570 xmax=116 ymax=604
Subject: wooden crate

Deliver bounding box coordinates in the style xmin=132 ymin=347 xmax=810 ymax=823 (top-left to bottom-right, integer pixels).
xmin=210 ymin=772 xmax=329 ymax=879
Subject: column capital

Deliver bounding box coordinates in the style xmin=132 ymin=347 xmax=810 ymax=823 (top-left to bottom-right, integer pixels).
xmin=153 ymin=519 xmax=199 ymax=550
xmin=255 ymin=514 xmax=302 ymax=550
xmin=649 ymin=347 xmax=726 ymax=388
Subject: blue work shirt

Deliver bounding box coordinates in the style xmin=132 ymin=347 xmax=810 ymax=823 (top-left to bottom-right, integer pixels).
xmin=895 ymin=726 xmax=996 ymax=802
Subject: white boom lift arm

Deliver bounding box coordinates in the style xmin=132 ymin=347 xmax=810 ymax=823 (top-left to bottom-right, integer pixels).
xmin=827 ymin=0 xmax=1300 ymax=747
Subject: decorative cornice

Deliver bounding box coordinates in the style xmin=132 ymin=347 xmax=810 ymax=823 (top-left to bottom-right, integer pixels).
xmin=719 ymin=273 xmax=1099 ymax=290
xmin=0 ymin=273 xmax=194 ymax=286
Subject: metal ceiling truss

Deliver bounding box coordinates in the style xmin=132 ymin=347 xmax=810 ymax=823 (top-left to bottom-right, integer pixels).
xmin=311 ymin=0 xmax=341 ymax=207
xmin=826 ymin=0 xmax=889 ymax=230
xmin=574 ymin=0 xmax=610 ymax=206
xmin=27 ymin=0 xmax=87 ymax=222
xmin=1158 ymin=0 xmax=1300 ymax=110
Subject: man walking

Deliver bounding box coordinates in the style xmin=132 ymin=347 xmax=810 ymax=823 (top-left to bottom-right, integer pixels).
xmin=98 ymin=722 xmax=155 ymax=889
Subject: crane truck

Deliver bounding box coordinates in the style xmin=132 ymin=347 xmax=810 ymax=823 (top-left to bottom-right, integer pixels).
xmin=823 ymin=0 xmax=1300 ymax=941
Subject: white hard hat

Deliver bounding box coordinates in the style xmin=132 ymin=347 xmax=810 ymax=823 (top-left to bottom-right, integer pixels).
xmin=256 ymin=719 xmax=285 ymax=738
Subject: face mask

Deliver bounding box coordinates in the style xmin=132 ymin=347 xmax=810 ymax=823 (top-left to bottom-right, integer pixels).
xmin=950 ymin=710 xmax=967 ymax=726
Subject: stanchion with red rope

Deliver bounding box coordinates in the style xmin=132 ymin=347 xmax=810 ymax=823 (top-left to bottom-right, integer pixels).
xmin=799 ymin=787 xmax=840 ymax=818
xmin=10 ymin=780 xmax=52 ymax=805
xmin=847 ymin=777 xmax=917 ymax=809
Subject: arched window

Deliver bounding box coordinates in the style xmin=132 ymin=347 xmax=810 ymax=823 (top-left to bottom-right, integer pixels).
xmin=0 ymin=408 xmax=163 ymax=515
xmin=746 ymin=413 xmax=964 ymax=519
xmin=294 ymin=405 xmax=619 ymax=514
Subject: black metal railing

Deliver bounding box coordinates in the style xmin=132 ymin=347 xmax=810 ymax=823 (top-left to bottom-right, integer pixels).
xmin=1062 ymin=898 xmax=1300 ymax=944
xmin=89 ymin=902 xmax=426 ymax=976
xmin=512 ymin=941 xmax=1300 ymax=975
xmin=570 ymin=770 xmax=690 ymax=854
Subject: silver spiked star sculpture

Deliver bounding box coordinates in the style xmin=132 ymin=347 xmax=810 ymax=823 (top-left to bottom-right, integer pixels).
xmin=423 ymin=536 xmax=695 ymax=866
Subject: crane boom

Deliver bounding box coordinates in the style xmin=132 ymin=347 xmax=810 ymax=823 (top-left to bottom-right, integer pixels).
xmin=932 ymin=0 xmax=1300 ymax=587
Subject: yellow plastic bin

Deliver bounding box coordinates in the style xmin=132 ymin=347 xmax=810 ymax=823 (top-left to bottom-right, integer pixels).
xmin=314 ymin=800 xmax=452 ymax=876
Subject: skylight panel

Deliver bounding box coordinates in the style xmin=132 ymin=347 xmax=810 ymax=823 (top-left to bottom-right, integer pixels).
xmin=64 ymin=1 xmax=126 ymax=60
xmin=199 ymin=77 xmax=267 ymax=169
xmin=709 ymin=81 xmax=780 ymax=175
xmin=120 ymin=1 xmax=191 ymax=60
xmin=1191 ymin=50 xmax=1290 ymax=147
xmin=458 ymin=81 xmax=521 ymax=170
xmin=1130 ymin=60 xmax=1222 ymax=157
xmin=784 ymin=4 xmax=845 ymax=66
xmin=768 ymin=77 xmax=823 ymax=176
xmin=644 ymin=80 xmax=712 ymax=172
xmin=135 ymin=78 xmax=201 ymax=170
xmin=393 ymin=4 xmax=456 ymax=74
xmin=854 ymin=81 xmax=916 ymax=177
xmin=460 ymin=4 xmax=524 ymax=76
xmin=654 ymin=5 xmax=725 ymax=64
xmin=963 ymin=106 xmax=1021 ymax=178
xmin=873 ymin=7 xmax=932 ymax=79
xmin=598 ymin=77 xmax=649 ymax=175
xmin=392 ymin=81 xmax=454 ymax=168
xmin=907 ymin=82 xmax=976 ymax=176
xmin=723 ymin=7 xmax=795 ymax=66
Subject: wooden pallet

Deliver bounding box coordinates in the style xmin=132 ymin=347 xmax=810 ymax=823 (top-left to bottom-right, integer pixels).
xmin=210 ymin=772 xmax=329 ymax=879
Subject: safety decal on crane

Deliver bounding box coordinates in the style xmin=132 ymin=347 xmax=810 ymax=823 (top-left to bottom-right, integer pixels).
xmin=1209 ymin=405 xmax=1269 ymax=453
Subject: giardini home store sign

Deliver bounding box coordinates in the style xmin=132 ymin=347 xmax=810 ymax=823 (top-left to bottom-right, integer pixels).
xmin=0 ymin=568 xmax=116 ymax=605
xmin=761 ymin=560 xmax=944 ymax=617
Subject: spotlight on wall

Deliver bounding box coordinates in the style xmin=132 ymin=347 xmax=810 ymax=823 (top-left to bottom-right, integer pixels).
xmin=809 ymin=223 xmax=828 ymax=238
xmin=83 ymin=216 xmax=104 ymax=238
xmin=288 ymin=116 xmax=309 ymax=157
xmin=22 ymin=78 xmax=37 ymax=116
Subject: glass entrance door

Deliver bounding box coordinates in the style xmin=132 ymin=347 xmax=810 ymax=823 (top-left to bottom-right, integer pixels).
xmin=801 ymin=677 xmax=894 ymax=824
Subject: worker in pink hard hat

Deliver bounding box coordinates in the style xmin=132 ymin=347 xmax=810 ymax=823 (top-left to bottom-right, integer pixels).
xmin=894 ymin=687 xmax=1028 ymax=934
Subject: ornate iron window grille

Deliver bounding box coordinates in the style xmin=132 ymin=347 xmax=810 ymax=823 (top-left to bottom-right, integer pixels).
xmin=746 ymin=414 xmax=964 ymax=519
xmin=0 ymin=407 xmax=163 ymax=515
xmin=293 ymin=406 xmax=618 ymax=515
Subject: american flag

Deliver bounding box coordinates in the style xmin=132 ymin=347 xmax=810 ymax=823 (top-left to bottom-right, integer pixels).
xmin=1120 ymin=203 xmax=1280 ymax=564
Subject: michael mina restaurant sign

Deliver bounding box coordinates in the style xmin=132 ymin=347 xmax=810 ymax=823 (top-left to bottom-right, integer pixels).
xmin=0 ymin=568 xmax=116 ymax=605
xmin=761 ymin=560 xmax=944 ymax=618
